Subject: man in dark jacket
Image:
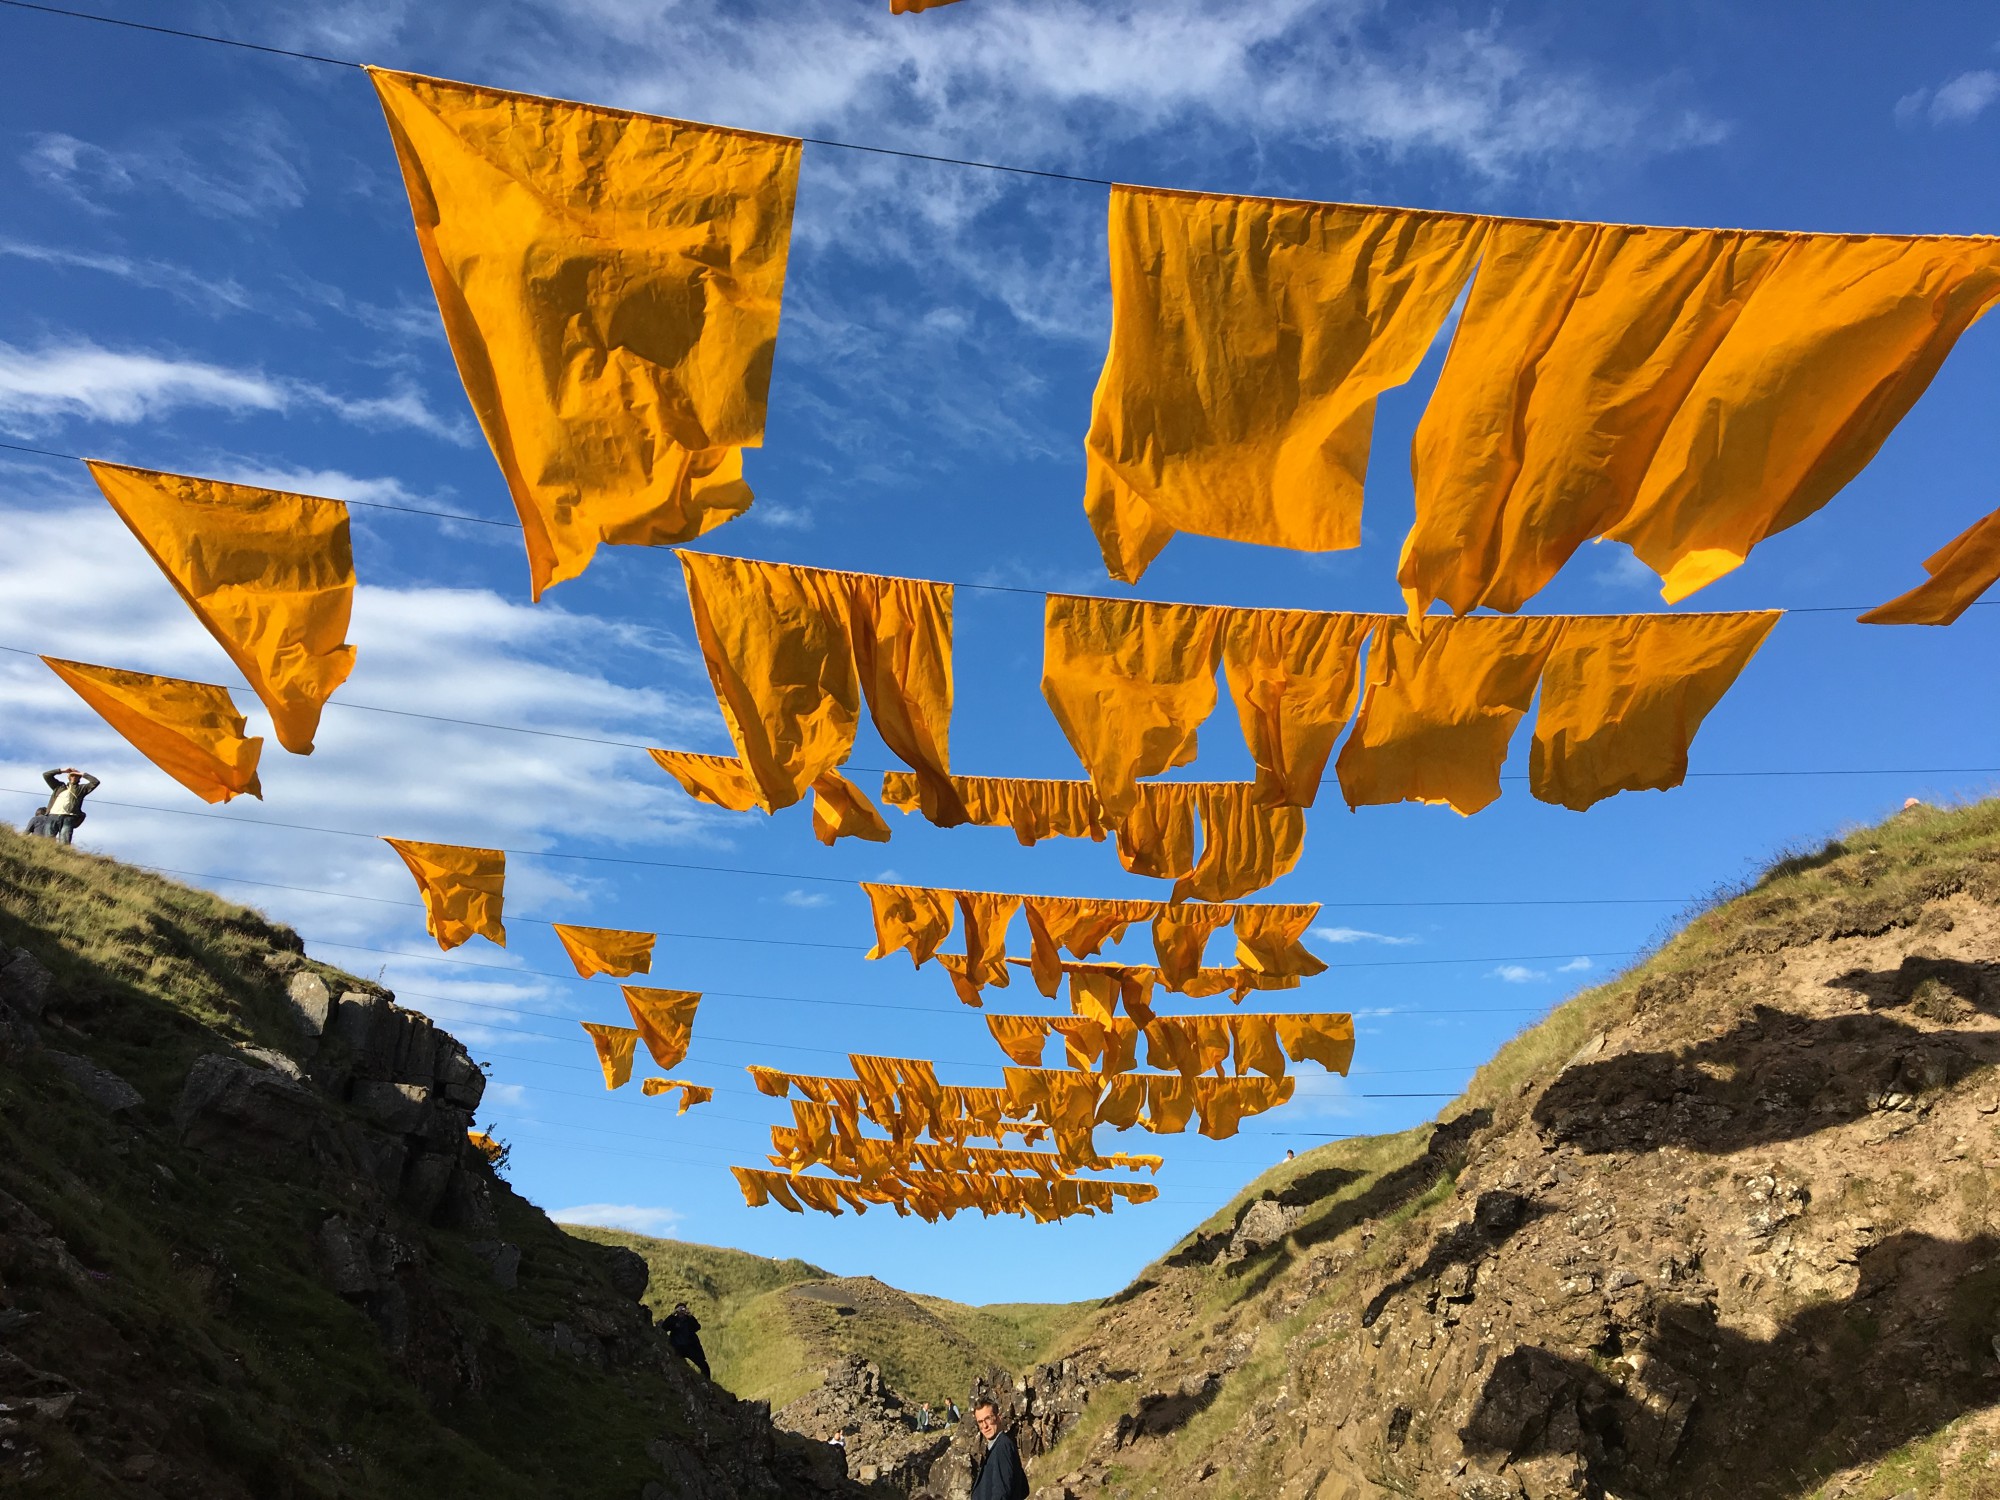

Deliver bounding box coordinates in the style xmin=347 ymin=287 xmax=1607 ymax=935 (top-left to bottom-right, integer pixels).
xmin=661 ymin=1301 xmax=710 ymax=1379
xmin=42 ymin=768 xmax=98 ymax=845
xmin=970 ymin=1399 xmax=1029 ymax=1500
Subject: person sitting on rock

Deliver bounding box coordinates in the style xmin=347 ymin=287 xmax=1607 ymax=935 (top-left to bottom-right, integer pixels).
xmin=970 ymin=1399 xmax=1029 ymax=1500
xmin=41 ymin=768 xmax=99 ymax=845
xmin=661 ymin=1301 xmax=710 ymax=1379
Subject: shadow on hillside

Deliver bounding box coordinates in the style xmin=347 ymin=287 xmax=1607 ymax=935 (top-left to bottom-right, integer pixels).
xmin=1532 ymin=1005 xmax=2000 ymax=1156
xmin=1461 ymin=1230 xmax=2000 ymax=1498
xmin=1360 ymin=1190 xmax=1544 ymax=1329
xmin=1228 ymin=1112 xmax=1491 ymax=1306
xmin=1163 ymin=1166 xmax=1367 ymax=1271
xmin=1110 ymin=1370 xmax=1225 ymax=1449
xmin=1827 ymin=954 xmax=2000 ymax=1020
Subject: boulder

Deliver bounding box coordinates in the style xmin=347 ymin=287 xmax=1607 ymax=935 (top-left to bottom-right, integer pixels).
xmin=44 ymin=1051 xmax=142 ymax=1113
xmin=398 ymin=1151 xmax=458 ymax=1220
xmin=284 ymin=970 xmax=332 ymax=1035
xmin=319 ymin=1216 xmax=377 ymax=1296
xmin=0 ymin=948 xmax=54 ymax=1020
xmin=602 ymin=1244 xmax=651 ymax=1301
xmin=468 ymin=1240 xmax=521 ymax=1289
xmin=175 ymin=1053 xmax=320 ymax=1161
xmin=350 ymin=1080 xmax=431 ymax=1134
xmin=435 ymin=1040 xmax=486 ymax=1109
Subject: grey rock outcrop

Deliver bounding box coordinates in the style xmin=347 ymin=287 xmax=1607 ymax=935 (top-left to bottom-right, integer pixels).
xmin=283 ymin=969 xmax=332 ymax=1035
xmin=175 ymin=1053 xmax=321 ymax=1160
xmin=602 ymin=1243 xmax=650 ymax=1301
xmin=0 ymin=948 xmax=54 ymax=1020
xmin=44 ymin=1051 xmax=142 ymax=1113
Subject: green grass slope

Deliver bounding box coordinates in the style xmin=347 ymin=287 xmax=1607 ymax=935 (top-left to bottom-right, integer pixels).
xmin=567 ymin=1228 xmax=1092 ymax=1411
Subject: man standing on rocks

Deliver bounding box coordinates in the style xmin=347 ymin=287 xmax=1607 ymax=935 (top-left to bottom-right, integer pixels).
xmin=661 ymin=1301 xmax=710 ymax=1379
xmin=41 ymin=768 xmax=98 ymax=845
xmin=970 ymin=1399 xmax=1028 ymax=1500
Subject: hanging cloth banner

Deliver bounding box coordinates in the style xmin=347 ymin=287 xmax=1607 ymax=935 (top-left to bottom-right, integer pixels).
xmin=368 ymin=68 xmax=802 ymax=599
xmin=580 ymin=1021 xmax=640 ymax=1089
xmin=1401 ymin=218 xmax=2000 ymax=617
xmin=1860 ymin=504 xmax=2000 ymax=626
xmin=649 ymin=749 xmax=890 ymax=844
xmin=552 ymin=924 xmax=656 ymax=979
xmin=382 ymin=838 xmax=506 ymax=950
xmin=623 ymin=986 xmax=702 ymax=1070
xmin=1082 ymin=186 xmax=1489 ymax=583
xmin=87 ymin=462 xmax=356 ymax=754
xmin=891 ymin=0 xmax=965 ymax=11
xmin=1041 ymin=594 xmax=1383 ymax=815
xmin=42 ymin=657 xmax=263 ymax=804
xmin=640 ymin=1078 xmax=712 ymax=1113
xmin=679 ymin=551 xmax=965 ymax=827
xmin=880 ymin=772 xmax=1305 ymax=903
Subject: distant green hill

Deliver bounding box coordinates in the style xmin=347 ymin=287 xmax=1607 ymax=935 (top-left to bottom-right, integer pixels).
xmin=568 ymin=1229 xmax=1091 ymax=1410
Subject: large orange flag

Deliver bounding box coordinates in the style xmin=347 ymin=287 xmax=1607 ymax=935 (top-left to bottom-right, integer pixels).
xmin=42 ymin=658 xmax=263 ymax=805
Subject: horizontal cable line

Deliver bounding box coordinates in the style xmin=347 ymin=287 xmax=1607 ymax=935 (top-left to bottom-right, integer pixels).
xmin=0 ymin=1 xmax=1115 ymax=186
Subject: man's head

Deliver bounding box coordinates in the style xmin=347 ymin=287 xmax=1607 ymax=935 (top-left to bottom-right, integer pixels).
xmin=674 ymin=1301 xmax=689 ymax=1313
xmin=973 ymin=1400 xmax=1000 ymax=1439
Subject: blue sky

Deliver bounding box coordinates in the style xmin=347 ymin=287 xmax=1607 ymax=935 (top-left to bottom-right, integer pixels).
xmin=1 ymin=0 xmax=1998 ymax=1305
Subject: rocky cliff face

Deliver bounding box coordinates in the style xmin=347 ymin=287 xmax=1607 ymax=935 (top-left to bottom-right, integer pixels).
xmin=949 ymin=803 xmax=2000 ymax=1500
xmin=0 ymin=830 xmax=862 ymax=1499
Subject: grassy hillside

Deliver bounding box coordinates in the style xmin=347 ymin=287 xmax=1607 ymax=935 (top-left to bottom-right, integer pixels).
xmin=0 ymin=827 xmax=855 ymax=1498
xmin=989 ymin=796 xmax=2000 ymax=1500
xmin=568 ymin=1228 xmax=1091 ymax=1411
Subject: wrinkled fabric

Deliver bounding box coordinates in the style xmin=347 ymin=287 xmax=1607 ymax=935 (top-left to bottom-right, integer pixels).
xmin=1142 ymin=1074 xmax=1197 ymax=1134
xmin=935 ymin=952 xmax=1003 ymax=1008
xmin=42 ymin=658 xmax=262 ymax=804
xmin=1403 ymin=218 xmax=2000 ymax=618
xmin=382 ymin=838 xmax=505 ymax=950
xmin=1195 ymin=1075 xmax=1296 ymax=1138
xmin=1230 ymin=1014 xmax=1286 ymax=1078
xmin=650 ymin=749 xmax=890 ymax=844
xmin=88 ymin=462 xmax=355 ymax=754
xmin=986 ymin=1015 xmax=1050 ymax=1068
xmin=552 ymin=923 xmax=655 ymax=979
xmin=1151 ymin=903 xmax=1234 ymax=987
xmin=1042 ymin=595 xmax=1220 ymax=818
xmin=1021 ymin=895 xmax=1152 ymax=996
xmin=882 ymin=771 xmax=1110 ymax=844
xmin=1023 ymin=957 xmax=1299 ymax=1017
xmin=1336 ymin=615 xmax=1563 ymax=814
xmin=1002 ymin=1068 xmax=1107 ymax=1170
xmin=863 ymin=882 xmax=959 ymax=967
xmin=580 ymin=1021 xmax=639 ymax=1089
xmin=1172 ymin=784 xmax=1306 ymax=904
xmin=1219 ymin=608 xmax=1379 ymax=807
xmin=369 ymin=70 xmax=798 ymax=598
xmin=1083 ymin=187 xmax=1489 ymax=582
xmin=640 ymin=1078 xmax=712 ymax=1113
xmin=1861 ymin=504 xmax=2000 ymax=626
xmin=1230 ymin=904 xmax=1326 ymax=979
xmin=957 ymin=891 xmax=1022 ymax=993
xmin=1530 ymin=612 xmax=1779 ymax=811
xmin=622 ymin=986 xmax=701 ymax=1070
xmin=891 ymin=0 xmax=964 ymax=11
xmin=680 ymin=552 xmax=963 ymax=821
xmin=1274 ymin=1013 xmax=1356 ymax=1074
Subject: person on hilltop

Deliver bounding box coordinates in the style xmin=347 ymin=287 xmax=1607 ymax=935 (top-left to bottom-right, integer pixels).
xmin=970 ymin=1398 xmax=1029 ymax=1500
xmin=24 ymin=806 xmax=56 ymax=838
xmin=41 ymin=767 xmax=99 ymax=845
xmin=916 ymin=1400 xmax=933 ymax=1431
xmin=660 ymin=1300 xmax=710 ymax=1380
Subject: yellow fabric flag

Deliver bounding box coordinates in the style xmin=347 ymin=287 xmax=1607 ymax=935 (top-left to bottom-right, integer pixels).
xmin=382 ymin=838 xmax=506 ymax=950
xmin=1150 ymin=902 xmax=1235 ymax=987
xmin=1083 ymin=186 xmax=1489 ymax=582
xmin=1335 ymin=615 xmax=1563 ymax=814
xmin=1530 ymin=612 xmax=1779 ymax=811
xmin=580 ymin=1021 xmax=639 ymax=1089
xmin=640 ymin=1078 xmax=712 ymax=1113
xmin=88 ymin=462 xmax=356 ymax=754
xmin=1041 ymin=594 xmax=1220 ymax=819
xmin=882 ymin=772 xmax=1111 ymax=845
xmin=1402 ymin=218 xmax=2000 ymax=617
xmin=648 ymin=748 xmax=890 ymax=845
xmin=1274 ymin=1013 xmax=1355 ymax=1075
xmin=891 ymin=0 xmax=964 ymax=11
xmin=1231 ymin=904 xmax=1327 ymax=979
xmin=1219 ymin=608 xmax=1380 ymax=808
xmin=368 ymin=69 xmax=800 ymax=599
xmin=42 ymin=658 xmax=262 ymax=804
xmin=680 ymin=552 xmax=962 ymax=822
xmin=552 ymin=923 xmax=655 ymax=979
xmin=862 ymin=882 xmax=959 ymax=967
xmin=1861 ymin=504 xmax=2000 ymax=626
xmin=623 ymin=986 xmax=701 ymax=1070
xmin=1171 ymin=784 xmax=1306 ymax=904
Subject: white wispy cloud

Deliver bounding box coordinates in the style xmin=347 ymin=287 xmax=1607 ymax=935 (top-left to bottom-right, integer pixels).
xmin=1896 ymin=69 xmax=2000 ymax=127
xmin=550 ymin=1202 xmax=683 ymax=1237
xmin=780 ymin=889 xmax=832 ymax=909
xmin=0 ymin=239 xmax=257 ymax=316
xmin=0 ymin=341 xmax=471 ymax=444
xmin=1313 ymin=925 xmax=1418 ymax=946
xmin=1556 ymin=957 xmax=1593 ymax=974
xmin=23 ymin=111 xmax=308 ymax=220
xmin=1489 ymin=963 xmax=1546 ymax=984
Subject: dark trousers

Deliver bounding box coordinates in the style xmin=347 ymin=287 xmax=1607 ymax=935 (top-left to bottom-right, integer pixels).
xmin=673 ymin=1343 xmax=709 ymax=1379
xmin=51 ymin=815 xmax=79 ymax=845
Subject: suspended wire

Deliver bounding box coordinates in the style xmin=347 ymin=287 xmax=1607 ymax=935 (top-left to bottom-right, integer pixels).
xmin=0 ymin=0 xmax=1117 ymax=187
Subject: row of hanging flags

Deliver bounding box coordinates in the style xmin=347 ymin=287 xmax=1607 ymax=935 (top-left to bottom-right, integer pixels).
xmin=35 ymin=61 xmax=2000 ymax=1221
